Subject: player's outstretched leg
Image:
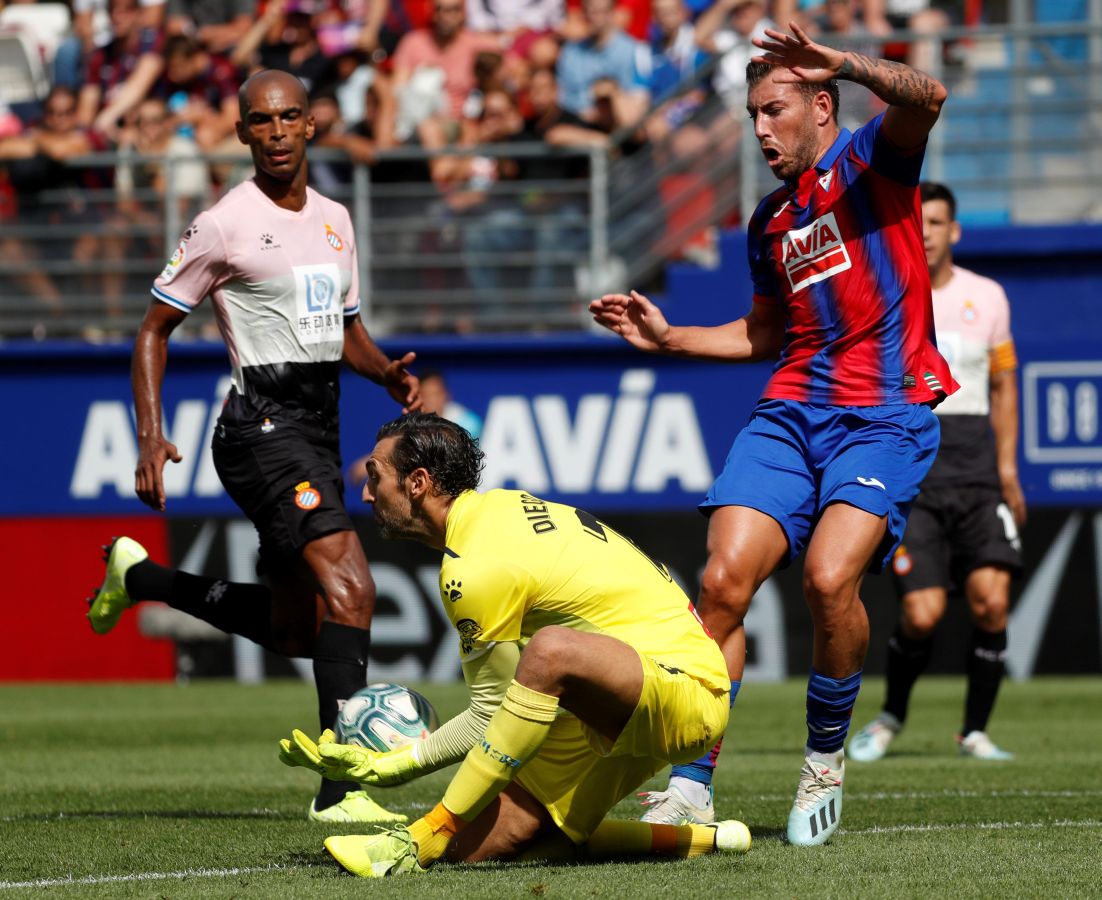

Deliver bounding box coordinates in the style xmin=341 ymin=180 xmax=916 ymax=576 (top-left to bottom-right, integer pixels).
xmin=86 ymin=537 xmax=148 ymax=634
xmin=786 ymin=669 xmax=860 ymax=846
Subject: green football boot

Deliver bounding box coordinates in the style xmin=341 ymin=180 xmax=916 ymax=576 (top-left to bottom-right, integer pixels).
xmin=86 ymin=537 xmax=148 ymax=635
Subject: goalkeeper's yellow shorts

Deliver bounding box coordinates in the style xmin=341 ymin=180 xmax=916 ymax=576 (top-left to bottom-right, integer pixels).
xmin=515 ymin=650 xmax=729 ymax=843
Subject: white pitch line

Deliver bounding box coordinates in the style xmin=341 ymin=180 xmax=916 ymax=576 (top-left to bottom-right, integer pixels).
xmin=843 ymin=818 xmax=1102 ymax=836
xmin=731 ymin=788 xmax=1102 ymax=803
xmin=0 ymin=863 xmax=321 ymax=891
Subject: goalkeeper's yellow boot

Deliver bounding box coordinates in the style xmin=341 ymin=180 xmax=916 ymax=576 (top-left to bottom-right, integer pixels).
xmin=309 ymin=790 xmax=408 ymax=825
xmin=324 ymin=828 xmax=427 ymax=877
xmin=86 ymin=537 xmax=147 ymax=635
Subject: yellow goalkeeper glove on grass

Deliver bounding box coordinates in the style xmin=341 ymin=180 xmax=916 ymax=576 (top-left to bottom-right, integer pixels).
xmin=316 ymin=741 xmax=422 ymax=786
xmin=278 ymin=728 xmax=348 ymax=780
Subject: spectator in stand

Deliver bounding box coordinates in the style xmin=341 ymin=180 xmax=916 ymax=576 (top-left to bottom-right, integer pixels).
xmin=56 ymin=0 xmax=165 ymax=88
xmin=643 ymin=0 xmax=709 ymax=147
xmin=462 ymin=0 xmax=564 ymax=88
xmin=230 ymin=0 xmax=338 ymax=95
xmin=696 ymin=0 xmax=773 ymax=113
xmin=306 ymin=86 xmax=395 ymax=192
xmin=389 ymin=0 xmax=499 ymax=149
xmin=115 ymin=96 xmax=211 ymax=279
xmin=556 ymin=0 xmax=651 ymax=129
xmin=813 ymin=0 xmax=881 ymax=130
xmin=152 ymin=35 xmax=240 ymax=151
xmin=77 ymin=0 xmax=165 ymax=139
xmin=0 ymin=86 xmax=123 ymax=335
xmin=868 ymin=0 xmax=951 ymax=72
xmin=165 ymin=0 xmax=254 ymax=55
xmin=116 ymin=96 xmax=210 ymax=207
xmin=460 ymin=70 xmax=600 ymax=300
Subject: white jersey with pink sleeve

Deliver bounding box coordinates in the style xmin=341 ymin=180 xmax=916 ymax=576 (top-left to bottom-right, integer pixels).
xmin=151 ymin=179 xmax=359 ymax=418
xmin=931 ymin=265 xmax=1016 ymax=418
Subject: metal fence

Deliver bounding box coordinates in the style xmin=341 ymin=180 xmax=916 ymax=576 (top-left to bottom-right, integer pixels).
xmin=2 ymin=20 xmax=1101 ymax=341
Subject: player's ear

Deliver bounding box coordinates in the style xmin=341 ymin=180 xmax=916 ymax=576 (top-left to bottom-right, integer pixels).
xmin=235 ymin=118 xmax=248 ymax=146
xmin=407 ymin=467 xmax=432 ymax=501
xmin=305 ymin=112 xmax=316 ymax=141
xmin=950 ymin=219 xmax=961 ymax=246
xmin=813 ymin=90 xmax=832 ymax=127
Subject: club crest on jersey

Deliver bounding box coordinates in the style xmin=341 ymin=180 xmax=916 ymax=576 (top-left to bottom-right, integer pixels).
xmin=892 ymin=545 xmax=913 ymax=577
xmin=325 ymin=224 xmax=345 ymax=251
xmin=818 ymin=170 xmax=833 ymax=192
xmin=294 ymin=481 xmax=321 ymax=510
xmin=781 ymin=211 xmax=852 ymax=292
xmin=962 ymin=300 xmax=977 ymax=323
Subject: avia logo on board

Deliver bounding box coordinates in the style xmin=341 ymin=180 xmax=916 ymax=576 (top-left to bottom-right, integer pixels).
xmin=68 ymin=371 xmax=713 ymax=502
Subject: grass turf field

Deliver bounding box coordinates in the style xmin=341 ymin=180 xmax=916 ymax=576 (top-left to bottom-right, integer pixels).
xmin=2 ymin=677 xmax=1100 ymax=898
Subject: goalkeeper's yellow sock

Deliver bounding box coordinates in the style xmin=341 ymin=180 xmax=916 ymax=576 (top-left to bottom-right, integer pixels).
xmin=585 ymin=820 xmax=719 ymax=859
xmin=408 ymin=680 xmax=559 ymax=867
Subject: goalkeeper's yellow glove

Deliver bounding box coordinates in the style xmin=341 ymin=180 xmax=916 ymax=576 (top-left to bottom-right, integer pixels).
xmin=315 ymin=740 xmax=423 ymax=787
xmin=277 ymin=728 xmax=348 ymax=780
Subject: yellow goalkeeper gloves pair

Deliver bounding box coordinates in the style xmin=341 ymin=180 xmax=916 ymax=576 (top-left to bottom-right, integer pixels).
xmin=278 ymin=729 xmax=422 ymax=787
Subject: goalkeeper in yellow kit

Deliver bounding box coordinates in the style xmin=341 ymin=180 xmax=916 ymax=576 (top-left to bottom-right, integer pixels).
xmin=280 ymin=412 xmax=750 ymax=876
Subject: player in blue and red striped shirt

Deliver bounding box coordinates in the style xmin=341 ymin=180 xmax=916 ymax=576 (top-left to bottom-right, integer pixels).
xmin=591 ymin=22 xmax=958 ymax=846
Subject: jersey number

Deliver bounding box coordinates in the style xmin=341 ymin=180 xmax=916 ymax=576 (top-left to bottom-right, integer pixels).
xmin=574 ymin=509 xmax=673 ymax=583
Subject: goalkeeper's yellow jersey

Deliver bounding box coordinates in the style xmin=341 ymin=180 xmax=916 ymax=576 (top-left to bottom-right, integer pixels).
xmin=439 ymin=489 xmax=728 ymax=692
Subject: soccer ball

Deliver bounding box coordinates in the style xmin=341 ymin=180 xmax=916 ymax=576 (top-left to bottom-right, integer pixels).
xmin=335 ymin=683 xmax=439 ymax=752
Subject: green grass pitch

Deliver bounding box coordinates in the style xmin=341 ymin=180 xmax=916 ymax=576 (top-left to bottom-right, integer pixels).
xmin=2 ymin=677 xmax=1100 ymax=897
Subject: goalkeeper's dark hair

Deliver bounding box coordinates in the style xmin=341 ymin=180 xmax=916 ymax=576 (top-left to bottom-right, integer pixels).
xmin=746 ymin=61 xmax=840 ymax=123
xmin=920 ymin=181 xmax=957 ymax=219
xmin=376 ymin=412 xmax=484 ymax=497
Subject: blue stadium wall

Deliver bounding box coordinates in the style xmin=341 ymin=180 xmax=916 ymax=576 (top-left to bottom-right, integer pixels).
xmin=3 ymin=224 xmax=1101 ymax=680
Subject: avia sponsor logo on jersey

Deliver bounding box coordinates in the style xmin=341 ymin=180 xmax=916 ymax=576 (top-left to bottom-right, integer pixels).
xmin=780 ymin=211 xmax=852 ymax=292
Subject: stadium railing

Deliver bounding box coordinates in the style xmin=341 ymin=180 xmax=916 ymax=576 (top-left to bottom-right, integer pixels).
xmin=1 ymin=21 xmax=1100 ymax=341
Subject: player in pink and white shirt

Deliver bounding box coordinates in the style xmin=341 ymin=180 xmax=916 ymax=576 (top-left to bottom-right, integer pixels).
xmin=851 ymin=182 xmax=1024 ymax=764
xmin=87 ymin=70 xmax=421 ymax=824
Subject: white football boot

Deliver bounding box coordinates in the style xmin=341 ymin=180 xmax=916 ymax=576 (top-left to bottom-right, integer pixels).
xmin=958 ymin=731 xmax=1014 ymax=761
xmin=848 ymin=712 xmax=902 ymax=762
xmin=786 ymin=752 xmax=844 ymax=846
xmin=639 ymin=781 xmax=715 ymax=825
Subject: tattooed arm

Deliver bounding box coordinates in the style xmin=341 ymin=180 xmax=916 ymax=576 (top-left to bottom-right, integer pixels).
xmin=836 ymin=51 xmax=946 ymax=148
xmin=753 ymin=22 xmax=947 ymax=149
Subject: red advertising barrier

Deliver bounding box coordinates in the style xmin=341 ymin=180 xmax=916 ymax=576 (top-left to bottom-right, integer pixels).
xmin=2 ymin=517 xmax=175 ymax=681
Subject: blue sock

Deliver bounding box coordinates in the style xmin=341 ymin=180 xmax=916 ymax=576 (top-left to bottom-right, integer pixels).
xmin=670 ymin=681 xmax=741 ymax=786
xmin=806 ymin=669 xmax=862 ymax=753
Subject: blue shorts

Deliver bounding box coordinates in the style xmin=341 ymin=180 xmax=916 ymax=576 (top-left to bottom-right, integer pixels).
xmin=700 ymin=399 xmax=940 ymax=573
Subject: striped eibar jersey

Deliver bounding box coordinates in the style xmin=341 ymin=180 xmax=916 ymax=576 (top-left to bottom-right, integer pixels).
xmin=747 ymin=113 xmax=958 ymax=407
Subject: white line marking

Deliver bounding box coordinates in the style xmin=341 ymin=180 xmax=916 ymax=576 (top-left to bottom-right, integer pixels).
xmin=727 ymin=788 xmax=1102 ymax=804
xmin=843 ymin=819 xmax=1102 ymax=836
xmin=0 ymin=863 xmax=322 ymax=891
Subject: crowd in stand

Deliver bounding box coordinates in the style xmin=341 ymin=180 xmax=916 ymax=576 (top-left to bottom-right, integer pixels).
xmin=0 ymin=0 xmax=960 ymax=335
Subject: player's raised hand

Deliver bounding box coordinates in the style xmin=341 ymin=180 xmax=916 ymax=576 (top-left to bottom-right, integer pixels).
xmin=752 ymin=22 xmax=847 ymax=84
xmin=589 ymin=290 xmax=672 ymax=353
xmin=316 ymin=740 xmax=421 ymax=786
xmin=134 ymin=436 xmax=182 ymax=512
xmin=384 ymin=351 xmax=422 ymax=413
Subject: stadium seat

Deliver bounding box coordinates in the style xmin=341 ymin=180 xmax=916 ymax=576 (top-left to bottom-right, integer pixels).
xmin=0 ymin=2 xmax=71 ymax=65
xmin=0 ymin=31 xmax=50 ymax=107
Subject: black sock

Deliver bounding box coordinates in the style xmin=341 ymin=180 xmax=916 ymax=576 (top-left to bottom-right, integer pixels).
xmin=883 ymin=626 xmax=934 ymax=725
xmin=312 ymin=621 xmax=371 ymax=810
xmin=963 ymin=627 xmax=1007 ymax=735
xmin=126 ymin=560 xmax=275 ymax=650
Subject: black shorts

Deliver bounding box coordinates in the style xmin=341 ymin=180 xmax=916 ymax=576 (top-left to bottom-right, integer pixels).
xmin=891 ymin=485 xmax=1023 ymax=595
xmin=212 ymin=408 xmax=353 ymax=570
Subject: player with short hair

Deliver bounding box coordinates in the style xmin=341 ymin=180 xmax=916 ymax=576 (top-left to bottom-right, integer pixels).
xmin=590 ymin=24 xmax=958 ymax=844
xmin=280 ymin=412 xmax=750 ymax=876
xmin=849 ymin=182 xmax=1024 ymax=763
xmin=86 ymin=69 xmax=420 ymax=824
